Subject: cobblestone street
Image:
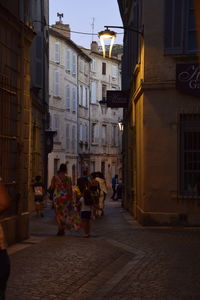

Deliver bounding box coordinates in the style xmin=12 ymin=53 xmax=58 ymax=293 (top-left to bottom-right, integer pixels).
xmin=6 ymin=198 xmax=200 ymax=300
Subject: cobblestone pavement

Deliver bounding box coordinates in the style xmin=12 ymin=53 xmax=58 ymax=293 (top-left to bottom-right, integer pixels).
xmin=6 ymin=198 xmax=200 ymax=300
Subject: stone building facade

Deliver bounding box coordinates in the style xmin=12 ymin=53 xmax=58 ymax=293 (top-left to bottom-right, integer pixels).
xmin=118 ymin=0 xmax=200 ymax=225
xmin=0 ymin=0 xmax=49 ymax=245
xmin=48 ymin=21 xmax=123 ymax=186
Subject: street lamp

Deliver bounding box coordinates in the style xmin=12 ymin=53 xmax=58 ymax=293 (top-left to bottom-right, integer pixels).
xmin=118 ymin=120 xmax=124 ymax=131
xmin=98 ymin=25 xmax=144 ymax=58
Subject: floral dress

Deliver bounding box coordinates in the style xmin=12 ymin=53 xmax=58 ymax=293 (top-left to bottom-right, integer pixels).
xmin=52 ymin=174 xmax=81 ymax=230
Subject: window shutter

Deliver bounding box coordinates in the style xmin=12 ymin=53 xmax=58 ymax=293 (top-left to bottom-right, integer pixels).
xmin=54 ymin=115 xmax=60 ymax=142
xmin=112 ymin=65 xmax=117 ymax=78
xmin=94 ymin=123 xmax=99 ymax=144
xmin=55 ymin=42 xmax=60 ymax=63
xmin=66 ymin=49 xmax=70 ymax=72
xmin=66 ymin=123 xmax=70 ymax=151
xmin=54 ymin=70 xmax=60 ymax=97
xmin=79 ymin=124 xmax=83 ymax=141
xmin=72 ymin=53 xmax=76 ymax=76
xmin=66 ymin=85 xmax=70 ymax=109
xmin=164 ymin=0 xmax=184 ymax=54
xmin=72 ymin=87 xmax=77 ymax=112
xmin=91 ymin=81 xmax=97 ymax=104
xmin=71 ymin=125 xmax=76 ymax=151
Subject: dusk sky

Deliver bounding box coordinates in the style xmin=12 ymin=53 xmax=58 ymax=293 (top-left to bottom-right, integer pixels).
xmin=49 ymin=0 xmax=124 ymax=49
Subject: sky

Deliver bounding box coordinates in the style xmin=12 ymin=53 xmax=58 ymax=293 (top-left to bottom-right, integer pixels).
xmin=49 ymin=0 xmax=124 ymax=49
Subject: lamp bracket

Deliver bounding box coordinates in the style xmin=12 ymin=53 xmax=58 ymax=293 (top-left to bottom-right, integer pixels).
xmin=104 ymin=25 xmax=144 ymax=36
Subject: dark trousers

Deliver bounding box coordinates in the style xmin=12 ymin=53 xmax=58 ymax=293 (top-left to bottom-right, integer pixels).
xmin=0 ymin=249 xmax=10 ymax=300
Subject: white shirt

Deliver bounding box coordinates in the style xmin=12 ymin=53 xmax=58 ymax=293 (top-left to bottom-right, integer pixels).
xmin=79 ymin=197 xmax=92 ymax=212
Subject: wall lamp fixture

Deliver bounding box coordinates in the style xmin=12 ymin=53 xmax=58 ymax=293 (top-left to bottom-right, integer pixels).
xmin=98 ymin=25 xmax=144 ymax=58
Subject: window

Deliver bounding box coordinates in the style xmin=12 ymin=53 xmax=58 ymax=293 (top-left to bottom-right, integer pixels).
xmin=111 ymin=125 xmax=118 ymax=146
xmin=79 ymin=123 xmax=83 ymax=141
xmin=66 ymin=123 xmax=70 ymax=151
xmin=91 ymin=123 xmax=99 ymax=144
xmin=66 ymin=49 xmax=71 ymax=72
xmin=180 ymin=114 xmax=200 ymax=196
xmin=71 ymin=125 xmax=76 ymax=151
xmin=72 ymin=53 xmax=77 ymax=76
xmin=102 ymin=84 xmax=107 ymax=101
xmin=102 ymin=62 xmax=106 ymax=75
xmin=55 ymin=42 xmax=60 ymax=63
xmin=53 ymin=70 xmax=60 ymax=97
xmin=83 ymin=87 xmax=86 ymax=107
xmin=102 ymin=125 xmax=107 ymax=145
xmin=79 ymin=85 xmax=83 ymax=105
xmin=91 ymin=81 xmax=97 ymax=104
xmin=85 ymin=88 xmax=88 ymax=107
xmin=164 ymin=0 xmax=197 ymax=54
xmin=53 ymin=114 xmax=60 ymax=142
xmin=79 ymin=59 xmax=84 ymax=73
xmin=91 ymin=59 xmax=96 ymax=72
xmin=65 ymin=85 xmax=70 ymax=109
xmin=112 ymin=65 xmax=117 ymax=78
xmin=72 ymin=87 xmax=77 ymax=112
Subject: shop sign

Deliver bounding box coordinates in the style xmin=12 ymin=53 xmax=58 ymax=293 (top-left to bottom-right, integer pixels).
xmin=176 ymin=64 xmax=200 ymax=97
xmin=106 ymin=90 xmax=129 ymax=108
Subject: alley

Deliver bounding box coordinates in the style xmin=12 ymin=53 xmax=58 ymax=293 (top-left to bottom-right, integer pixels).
xmin=6 ymin=198 xmax=200 ymax=300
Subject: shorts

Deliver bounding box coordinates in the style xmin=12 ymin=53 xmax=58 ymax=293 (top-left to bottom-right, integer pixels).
xmin=81 ymin=211 xmax=91 ymax=220
xmin=34 ymin=196 xmax=43 ymax=203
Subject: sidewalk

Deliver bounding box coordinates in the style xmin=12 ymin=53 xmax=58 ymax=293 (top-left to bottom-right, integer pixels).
xmin=6 ymin=197 xmax=200 ymax=299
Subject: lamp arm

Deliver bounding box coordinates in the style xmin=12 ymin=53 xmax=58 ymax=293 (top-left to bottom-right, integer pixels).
xmin=104 ymin=25 xmax=144 ymax=36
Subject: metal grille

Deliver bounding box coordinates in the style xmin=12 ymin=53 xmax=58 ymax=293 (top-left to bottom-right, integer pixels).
xmin=0 ymin=73 xmax=19 ymax=214
xmin=179 ymin=112 xmax=200 ymax=200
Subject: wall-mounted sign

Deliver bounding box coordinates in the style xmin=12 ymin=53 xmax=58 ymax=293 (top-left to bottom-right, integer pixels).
xmin=106 ymin=90 xmax=129 ymax=108
xmin=176 ymin=64 xmax=200 ymax=97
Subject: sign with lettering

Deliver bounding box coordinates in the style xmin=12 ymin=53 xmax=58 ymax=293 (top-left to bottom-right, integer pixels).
xmin=176 ymin=64 xmax=200 ymax=97
xmin=106 ymin=90 xmax=129 ymax=108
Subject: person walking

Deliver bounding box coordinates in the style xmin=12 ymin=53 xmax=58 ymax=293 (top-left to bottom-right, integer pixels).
xmin=95 ymin=172 xmax=107 ymax=216
xmin=50 ymin=164 xmax=80 ymax=236
xmin=111 ymin=174 xmax=118 ymax=200
xmin=33 ymin=175 xmax=45 ymax=217
xmin=79 ymin=189 xmax=93 ymax=237
xmin=0 ymin=177 xmax=11 ymax=300
xmin=89 ymin=173 xmax=100 ymax=219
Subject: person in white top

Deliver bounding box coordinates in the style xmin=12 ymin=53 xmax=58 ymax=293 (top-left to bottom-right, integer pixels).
xmin=79 ymin=189 xmax=93 ymax=237
xmin=0 ymin=177 xmax=11 ymax=299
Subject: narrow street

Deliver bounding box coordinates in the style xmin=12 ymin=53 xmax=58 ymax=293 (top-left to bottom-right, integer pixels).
xmin=7 ymin=197 xmax=200 ymax=300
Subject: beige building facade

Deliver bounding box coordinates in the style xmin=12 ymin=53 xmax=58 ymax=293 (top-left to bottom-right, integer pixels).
xmin=118 ymin=0 xmax=200 ymax=225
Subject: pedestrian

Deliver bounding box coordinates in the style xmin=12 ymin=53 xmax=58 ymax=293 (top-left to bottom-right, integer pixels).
xmin=0 ymin=177 xmax=11 ymax=300
xmin=111 ymin=174 xmax=118 ymax=200
xmin=95 ymin=172 xmax=108 ymax=216
xmin=50 ymin=163 xmax=81 ymax=236
xmin=79 ymin=189 xmax=93 ymax=237
xmin=89 ymin=172 xmax=100 ymax=219
xmin=33 ymin=175 xmax=45 ymax=217
xmin=116 ymin=178 xmax=123 ymax=201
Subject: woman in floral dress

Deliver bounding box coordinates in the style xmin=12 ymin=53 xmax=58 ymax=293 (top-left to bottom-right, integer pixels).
xmin=50 ymin=164 xmax=81 ymax=235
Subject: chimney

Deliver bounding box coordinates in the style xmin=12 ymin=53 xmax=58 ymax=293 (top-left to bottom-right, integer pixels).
xmin=91 ymin=41 xmax=99 ymax=53
xmin=52 ymin=22 xmax=71 ymax=39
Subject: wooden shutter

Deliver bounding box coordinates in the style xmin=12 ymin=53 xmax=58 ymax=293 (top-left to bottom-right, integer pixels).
xmin=66 ymin=49 xmax=71 ymax=72
xmin=66 ymin=85 xmax=70 ymax=109
xmin=164 ymin=0 xmax=185 ymax=54
xmin=55 ymin=42 xmax=60 ymax=63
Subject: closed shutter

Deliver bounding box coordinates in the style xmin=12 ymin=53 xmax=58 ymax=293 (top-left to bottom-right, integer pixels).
xmin=66 ymin=123 xmax=70 ymax=151
xmin=164 ymin=0 xmax=184 ymax=54
xmin=55 ymin=42 xmax=60 ymax=63
xmin=54 ymin=70 xmax=60 ymax=97
xmin=72 ymin=87 xmax=77 ymax=112
xmin=91 ymin=81 xmax=96 ymax=104
xmin=72 ymin=53 xmax=76 ymax=76
xmin=66 ymin=49 xmax=71 ymax=72
xmin=54 ymin=115 xmax=60 ymax=142
xmin=66 ymin=85 xmax=70 ymax=109
xmin=71 ymin=125 xmax=76 ymax=151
